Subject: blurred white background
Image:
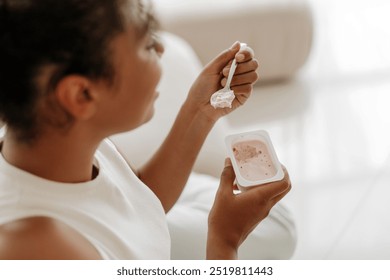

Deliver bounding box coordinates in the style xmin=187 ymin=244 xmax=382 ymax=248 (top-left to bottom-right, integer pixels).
xmin=226 ymin=0 xmax=390 ymax=259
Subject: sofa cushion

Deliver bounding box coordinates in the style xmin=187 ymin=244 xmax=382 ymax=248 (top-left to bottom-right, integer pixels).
xmin=152 ymin=0 xmax=313 ymax=82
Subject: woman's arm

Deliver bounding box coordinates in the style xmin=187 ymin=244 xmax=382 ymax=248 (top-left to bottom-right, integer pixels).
xmin=0 ymin=217 xmax=101 ymax=260
xmin=138 ymin=42 xmax=258 ymax=212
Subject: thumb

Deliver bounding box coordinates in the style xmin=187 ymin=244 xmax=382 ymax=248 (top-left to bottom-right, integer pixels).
xmin=218 ymin=158 xmax=236 ymax=193
xmin=204 ymin=41 xmax=241 ymax=73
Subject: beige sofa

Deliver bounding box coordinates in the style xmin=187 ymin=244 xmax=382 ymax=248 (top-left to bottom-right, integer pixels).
xmin=151 ymin=0 xmax=313 ymax=82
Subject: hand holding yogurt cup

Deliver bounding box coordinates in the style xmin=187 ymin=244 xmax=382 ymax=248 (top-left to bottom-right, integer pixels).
xmin=207 ymin=130 xmax=291 ymax=259
xmin=207 ymin=156 xmax=291 ymax=259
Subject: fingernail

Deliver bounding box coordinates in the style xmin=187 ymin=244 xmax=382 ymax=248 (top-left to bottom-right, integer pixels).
xmin=236 ymin=54 xmax=245 ymax=61
xmin=223 ymin=67 xmax=229 ymax=75
xmin=224 ymin=158 xmax=231 ymax=166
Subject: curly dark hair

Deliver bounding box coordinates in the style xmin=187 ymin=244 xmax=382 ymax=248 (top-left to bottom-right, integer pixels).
xmin=0 ymin=0 xmax=155 ymax=142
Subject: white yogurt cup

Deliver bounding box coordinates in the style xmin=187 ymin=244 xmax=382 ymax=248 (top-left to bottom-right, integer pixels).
xmin=225 ymin=130 xmax=284 ymax=190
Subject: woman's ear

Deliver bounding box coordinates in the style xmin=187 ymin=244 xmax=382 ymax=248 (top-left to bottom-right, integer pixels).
xmin=54 ymin=75 xmax=97 ymax=120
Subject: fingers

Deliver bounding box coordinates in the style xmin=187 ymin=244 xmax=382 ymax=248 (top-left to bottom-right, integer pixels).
xmin=235 ymin=44 xmax=255 ymax=63
xmin=231 ymin=84 xmax=253 ymax=96
xmin=203 ymin=42 xmax=257 ymax=73
xmin=271 ymin=183 xmax=292 ymax=205
xmin=222 ymin=59 xmax=259 ymax=76
xmin=204 ymin=42 xmax=241 ymax=73
xmin=221 ymin=71 xmax=259 ymax=88
xmin=231 ymin=87 xmax=252 ymax=106
xmin=221 ymin=58 xmax=259 ymax=88
xmin=261 ymin=168 xmax=291 ymax=198
xmin=241 ymin=167 xmax=291 ymax=202
xmin=218 ymin=158 xmax=236 ymax=194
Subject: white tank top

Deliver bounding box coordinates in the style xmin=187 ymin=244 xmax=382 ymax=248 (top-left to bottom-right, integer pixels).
xmin=0 ymin=139 xmax=170 ymax=259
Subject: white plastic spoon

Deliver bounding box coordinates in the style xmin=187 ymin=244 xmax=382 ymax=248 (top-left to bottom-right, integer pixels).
xmin=210 ymin=43 xmax=246 ymax=109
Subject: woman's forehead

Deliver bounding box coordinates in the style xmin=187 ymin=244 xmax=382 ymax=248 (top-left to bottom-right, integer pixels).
xmin=121 ymin=0 xmax=159 ymax=38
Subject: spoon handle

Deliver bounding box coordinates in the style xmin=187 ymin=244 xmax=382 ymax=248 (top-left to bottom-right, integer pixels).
xmin=224 ymin=58 xmax=237 ymax=90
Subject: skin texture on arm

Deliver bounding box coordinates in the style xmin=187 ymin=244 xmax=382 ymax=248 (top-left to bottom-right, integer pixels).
xmin=0 ymin=217 xmax=102 ymax=260
xmin=206 ymin=159 xmax=292 ymax=260
xmin=138 ymin=102 xmax=215 ymax=213
xmin=138 ymin=42 xmax=259 ymax=213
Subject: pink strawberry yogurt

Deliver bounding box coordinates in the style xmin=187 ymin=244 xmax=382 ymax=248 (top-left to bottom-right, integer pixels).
xmin=232 ymin=140 xmax=277 ymax=181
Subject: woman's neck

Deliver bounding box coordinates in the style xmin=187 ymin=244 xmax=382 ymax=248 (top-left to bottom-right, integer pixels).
xmin=1 ymin=130 xmax=101 ymax=183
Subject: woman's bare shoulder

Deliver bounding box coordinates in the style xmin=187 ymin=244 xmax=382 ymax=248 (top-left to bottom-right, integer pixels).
xmin=0 ymin=216 xmax=102 ymax=260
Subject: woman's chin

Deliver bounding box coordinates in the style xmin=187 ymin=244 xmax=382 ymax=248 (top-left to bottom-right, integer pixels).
xmin=135 ymin=106 xmax=156 ymax=128
xmin=142 ymin=108 xmax=155 ymax=124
